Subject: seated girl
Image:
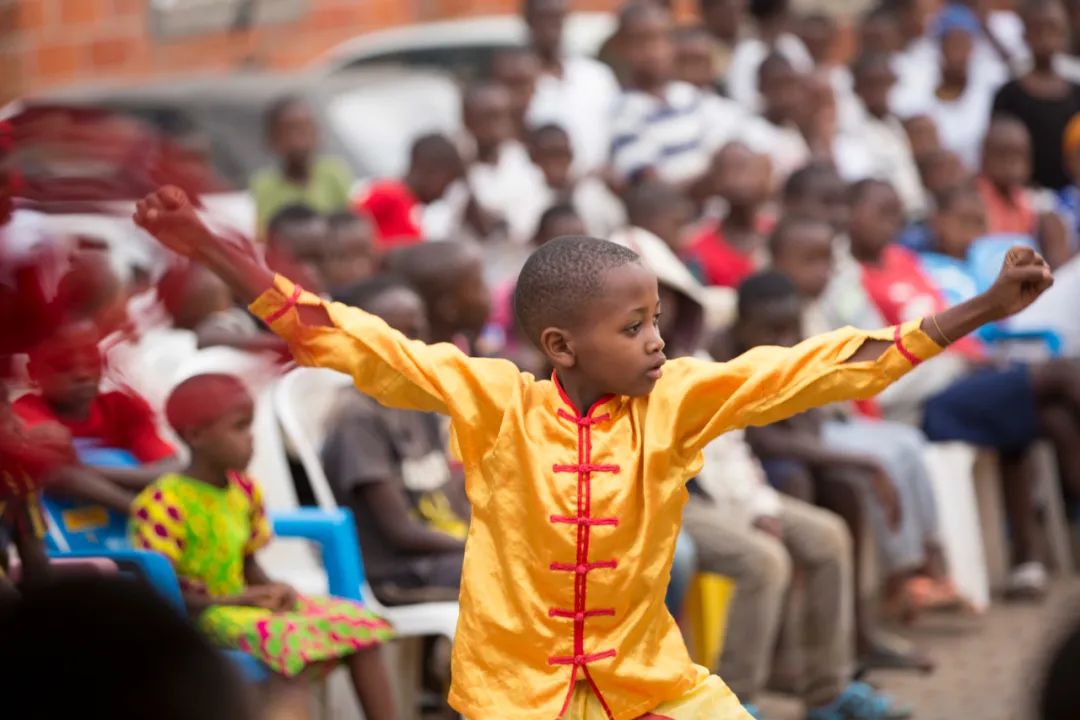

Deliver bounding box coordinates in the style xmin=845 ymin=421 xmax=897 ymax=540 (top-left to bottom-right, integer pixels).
xmin=130 ymin=373 xmax=397 ymax=720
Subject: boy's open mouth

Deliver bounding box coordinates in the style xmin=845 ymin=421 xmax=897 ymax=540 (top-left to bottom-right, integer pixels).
xmin=645 ymin=358 xmax=666 ymax=380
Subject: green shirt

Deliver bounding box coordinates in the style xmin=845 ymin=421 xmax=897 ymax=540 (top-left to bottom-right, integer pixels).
xmin=250 ymin=156 xmax=353 ymax=234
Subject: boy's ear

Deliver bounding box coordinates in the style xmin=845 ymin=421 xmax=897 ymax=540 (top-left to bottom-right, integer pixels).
xmin=539 ymin=327 xmax=576 ymax=370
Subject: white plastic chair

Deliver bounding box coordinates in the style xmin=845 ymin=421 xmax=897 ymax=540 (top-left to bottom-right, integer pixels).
xmin=274 ymin=366 xmax=460 ymax=640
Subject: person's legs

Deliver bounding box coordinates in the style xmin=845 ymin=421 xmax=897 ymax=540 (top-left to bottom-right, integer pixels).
xmin=666 ymin=529 xmax=698 ymax=617
xmin=1000 ymin=450 xmax=1043 ymax=568
xmin=347 ymin=645 xmax=399 ymax=720
xmin=682 ymin=497 xmax=791 ymax=703
xmin=777 ymin=495 xmax=854 ymax=708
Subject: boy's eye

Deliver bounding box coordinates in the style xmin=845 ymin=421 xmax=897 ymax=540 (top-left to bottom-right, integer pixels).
xmin=624 ymin=323 xmax=642 ymax=335
xmin=653 ymin=313 xmax=662 ymax=326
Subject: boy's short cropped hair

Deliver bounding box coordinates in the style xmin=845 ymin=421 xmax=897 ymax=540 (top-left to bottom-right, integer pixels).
xmin=768 ymin=213 xmax=832 ymax=258
xmin=782 ymin=162 xmax=837 ymax=204
xmin=267 ymin=202 xmax=320 ymax=240
xmin=513 ymin=235 xmax=641 ymax=345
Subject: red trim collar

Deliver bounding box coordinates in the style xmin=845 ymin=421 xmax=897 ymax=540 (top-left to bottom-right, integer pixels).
xmin=551 ymin=371 xmax=616 ymax=419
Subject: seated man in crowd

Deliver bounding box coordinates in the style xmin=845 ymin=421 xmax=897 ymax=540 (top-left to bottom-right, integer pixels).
xmin=321 ymin=276 xmax=467 ymax=604
xmin=15 ymin=321 xmax=179 ymax=513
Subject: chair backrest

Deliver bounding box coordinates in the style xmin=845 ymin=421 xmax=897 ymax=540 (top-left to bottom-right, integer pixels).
xmin=274 ymin=367 xmax=354 ymax=511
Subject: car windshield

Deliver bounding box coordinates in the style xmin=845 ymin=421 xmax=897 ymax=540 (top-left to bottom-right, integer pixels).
xmin=325 ymin=74 xmax=461 ymax=180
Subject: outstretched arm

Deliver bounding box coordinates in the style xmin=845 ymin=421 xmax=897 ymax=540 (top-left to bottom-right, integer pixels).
xmin=133 ymin=187 xmax=522 ymax=480
xmin=669 ymin=247 xmax=1054 ymax=454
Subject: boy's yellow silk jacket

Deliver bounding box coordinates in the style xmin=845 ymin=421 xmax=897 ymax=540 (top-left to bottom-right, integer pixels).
xmin=251 ymin=275 xmax=943 ymax=720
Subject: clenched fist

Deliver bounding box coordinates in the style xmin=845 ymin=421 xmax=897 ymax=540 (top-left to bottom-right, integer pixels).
xmin=133 ymin=186 xmax=209 ymax=258
xmin=982 ymin=246 xmax=1054 ymax=321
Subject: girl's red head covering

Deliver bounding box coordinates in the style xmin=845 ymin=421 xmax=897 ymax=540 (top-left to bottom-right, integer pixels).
xmin=165 ymin=373 xmax=252 ymax=436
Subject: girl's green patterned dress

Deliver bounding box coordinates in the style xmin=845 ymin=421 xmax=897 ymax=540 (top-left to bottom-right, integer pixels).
xmin=129 ymin=471 xmax=393 ymax=677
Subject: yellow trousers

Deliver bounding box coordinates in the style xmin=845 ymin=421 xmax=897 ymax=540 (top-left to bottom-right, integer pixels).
xmin=561 ymin=666 xmax=751 ymax=720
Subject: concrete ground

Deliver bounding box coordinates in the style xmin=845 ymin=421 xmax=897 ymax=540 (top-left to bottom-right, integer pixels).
xmin=759 ymin=580 xmax=1080 ymax=720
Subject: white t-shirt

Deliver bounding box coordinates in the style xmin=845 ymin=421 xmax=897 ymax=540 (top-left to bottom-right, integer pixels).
xmin=908 ymin=84 xmax=995 ymax=169
xmin=527 ymin=56 xmax=622 ymax=175
xmin=514 ymin=168 xmax=626 ymax=243
xmin=610 ymin=82 xmax=773 ymax=185
xmin=843 ymin=108 xmax=928 ymax=216
xmin=726 ymin=33 xmax=815 ymax=113
xmin=466 ymin=140 xmax=539 ymax=242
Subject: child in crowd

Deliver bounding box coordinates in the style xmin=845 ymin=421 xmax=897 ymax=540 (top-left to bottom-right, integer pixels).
xmin=755 ymin=53 xmax=812 ymax=184
xmin=250 ymin=96 xmax=352 ymax=235
xmin=522 ymin=123 xmax=625 ymax=241
xmin=726 ymin=274 xmax=932 ymax=673
xmin=355 ymin=133 xmax=465 ymax=249
xmin=616 ymin=180 xmax=695 ymax=260
xmin=977 ymin=115 xmax=1071 ymax=268
xmin=383 ymin=240 xmax=491 ymax=351
xmin=323 ymin=276 xmax=466 ymax=604
xmin=993 ymin=0 xmax=1080 ymax=192
xmin=849 ymin=52 xmax=927 ymax=217
xmin=696 ymin=0 xmax=743 ymax=85
xmin=15 ymin=321 xmax=178 ymax=512
xmin=324 ymin=211 xmax=377 ymax=294
xmin=727 ymin=0 xmax=814 ymax=112
xmin=846 ymin=179 xmax=1080 ymax=596
xmin=135 ymin=184 xmax=1051 ymax=720
xmin=610 ymin=0 xmax=766 ymax=187
xmin=523 ymin=0 xmax=620 ymax=175
xmin=131 ymin=374 xmax=397 ymax=720
xmin=461 ymin=81 xmax=534 ymax=243
xmin=912 ymin=5 xmax=995 ymax=170
xmin=672 ymin=24 xmax=722 ymax=92
xmin=782 ymin=163 xmax=850 ymax=238
xmin=770 ymin=217 xmax=969 ymax=622
xmin=157 ymin=261 xmax=288 ymax=355
xmin=684 ymin=142 xmax=774 ymax=288
xmin=264 ymin=203 xmax=332 ymax=296
xmin=491 ymin=47 xmax=542 ymax=143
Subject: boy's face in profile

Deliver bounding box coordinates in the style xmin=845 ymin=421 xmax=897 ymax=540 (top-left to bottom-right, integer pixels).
xmin=30 ymin=323 xmax=102 ymax=414
xmin=549 ymin=262 xmax=667 ymax=398
xmin=270 ymin=101 xmax=317 ymax=168
xmin=772 ymin=223 xmax=835 ymax=301
xmin=736 ymin=296 xmax=803 ymax=351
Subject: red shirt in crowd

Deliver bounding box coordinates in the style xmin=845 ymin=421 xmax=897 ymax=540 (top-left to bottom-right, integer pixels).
xmin=14 ymin=390 xmax=175 ymax=464
xmin=976 ymin=177 xmax=1036 ymax=236
xmin=682 ymin=219 xmax=773 ymax=288
xmin=859 ymin=245 xmax=984 ymax=360
xmin=354 ymin=180 xmax=423 ymax=250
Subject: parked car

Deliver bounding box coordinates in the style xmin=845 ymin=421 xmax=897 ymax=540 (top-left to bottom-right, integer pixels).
xmin=8 ymin=67 xmax=464 ymax=239
xmin=313 ymin=12 xmax=617 ymax=81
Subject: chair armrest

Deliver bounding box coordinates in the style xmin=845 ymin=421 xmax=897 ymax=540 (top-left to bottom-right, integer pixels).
xmin=978 ymin=325 xmax=1063 ymax=357
xmin=49 ymin=548 xmax=185 ymax=612
xmin=270 ymin=508 xmax=363 ymax=601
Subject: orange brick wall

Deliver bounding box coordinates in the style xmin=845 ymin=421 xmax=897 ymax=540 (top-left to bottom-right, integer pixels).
xmin=0 ymin=0 xmax=644 ymax=102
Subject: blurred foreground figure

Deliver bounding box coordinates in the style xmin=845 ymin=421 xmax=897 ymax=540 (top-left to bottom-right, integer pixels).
xmin=0 ymin=576 xmax=256 ymax=720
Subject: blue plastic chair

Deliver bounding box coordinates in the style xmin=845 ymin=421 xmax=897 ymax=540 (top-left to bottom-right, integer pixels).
xmin=44 ymin=459 xmax=367 ymax=683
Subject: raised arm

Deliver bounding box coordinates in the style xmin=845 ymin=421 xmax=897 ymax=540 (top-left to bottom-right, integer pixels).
xmin=134 ymin=187 xmax=522 ymax=466
xmin=669 ymin=247 xmax=1054 ymax=454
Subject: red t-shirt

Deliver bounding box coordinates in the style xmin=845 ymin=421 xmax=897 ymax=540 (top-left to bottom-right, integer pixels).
xmin=860 ymin=245 xmax=983 ymax=359
xmin=14 ymin=390 xmax=175 ymax=464
xmin=683 ymin=219 xmax=772 ymax=288
xmin=354 ymin=180 xmax=423 ymax=250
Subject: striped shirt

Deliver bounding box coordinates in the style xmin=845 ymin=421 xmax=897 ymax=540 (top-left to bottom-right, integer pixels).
xmin=609 ymin=81 xmax=769 ymax=185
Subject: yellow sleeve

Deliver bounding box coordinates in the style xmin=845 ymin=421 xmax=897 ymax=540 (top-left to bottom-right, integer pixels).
xmin=664 ymin=321 xmax=943 ymax=455
xmin=250 ymin=274 xmax=524 ymax=466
